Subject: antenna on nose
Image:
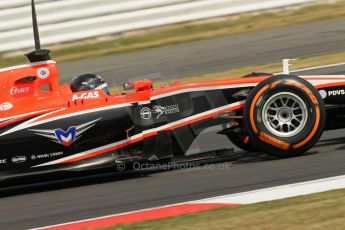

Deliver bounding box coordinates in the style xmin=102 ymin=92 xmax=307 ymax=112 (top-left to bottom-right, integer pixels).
xmin=31 ymin=0 xmax=41 ymax=50
xmin=25 ymin=0 xmax=51 ymax=63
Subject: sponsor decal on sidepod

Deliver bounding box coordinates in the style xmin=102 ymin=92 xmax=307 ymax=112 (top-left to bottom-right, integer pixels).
xmin=140 ymin=104 xmax=180 ymax=119
xmin=10 ymin=86 xmax=30 ymax=95
xmin=29 ymin=119 xmax=101 ymax=147
xmin=328 ymin=89 xmax=345 ymax=96
xmin=0 ymin=102 xmax=13 ymax=111
xmin=320 ymin=89 xmax=345 ymax=99
xmin=37 ymin=67 xmax=50 ymax=79
xmin=140 ymin=107 xmax=152 ymax=120
xmin=31 ymin=152 xmax=63 ymax=160
xmin=12 ymin=156 xmax=27 ymax=164
xmin=72 ymin=91 xmax=100 ymax=101
xmin=318 ymin=90 xmax=327 ymax=99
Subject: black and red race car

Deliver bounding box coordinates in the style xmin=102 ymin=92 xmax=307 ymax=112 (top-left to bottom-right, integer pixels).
xmin=1 ymin=1 xmax=345 ymax=180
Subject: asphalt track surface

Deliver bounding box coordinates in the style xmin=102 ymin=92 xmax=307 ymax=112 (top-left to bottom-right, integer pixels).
xmin=58 ymin=17 xmax=345 ymax=85
xmin=1 ymin=17 xmax=345 ymax=230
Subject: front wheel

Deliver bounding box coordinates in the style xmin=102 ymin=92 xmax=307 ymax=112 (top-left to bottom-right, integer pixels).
xmin=244 ymin=75 xmax=325 ymax=157
xmin=227 ymin=133 xmax=257 ymax=152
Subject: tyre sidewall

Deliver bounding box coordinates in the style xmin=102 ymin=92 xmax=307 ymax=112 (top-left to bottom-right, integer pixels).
xmin=244 ymin=75 xmax=325 ymax=157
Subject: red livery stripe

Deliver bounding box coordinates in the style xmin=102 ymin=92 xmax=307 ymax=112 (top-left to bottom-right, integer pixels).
xmin=60 ymin=103 xmax=245 ymax=164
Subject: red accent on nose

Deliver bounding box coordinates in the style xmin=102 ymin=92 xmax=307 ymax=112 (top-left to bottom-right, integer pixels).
xmin=63 ymin=140 xmax=73 ymax=146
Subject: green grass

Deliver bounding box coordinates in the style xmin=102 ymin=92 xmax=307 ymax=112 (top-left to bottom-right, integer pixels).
xmin=98 ymin=189 xmax=345 ymax=230
xmin=2 ymin=0 xmax=345 ymax=67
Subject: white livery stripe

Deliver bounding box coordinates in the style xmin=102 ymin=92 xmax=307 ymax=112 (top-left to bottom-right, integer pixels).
xmin=3 ymin=77 xmax=341 ymax=134
xmin=0 ymin=108 xmax=66 ymax=137
xmin=301 ymin=75 xmax=345 ymax=78
xmin=5 ymin=77 xmax=345 ymax=166
xmin=307 ymin=79 xmax=345 ymax=86
xmin=0 ymin=60 xmax=55 ymax=73
xmin=151 ymin=83 xmax=258 ymax=100
xmin=129 ymin=100 xmax=246 ymax=141
xmin=33 ymin=138 xmax=130 ymax=167
xmin=0 ymin=84 xmax=256 ymax=135
xmin=151 ymin=78 xmax=345 ymax=101
xmin=34 ymin=100 xmax=246 ymax=167
xmin=0 ymin=104 xmax=133 ymax=136
xmin=0 ymin=108 xmax=58 ymax=123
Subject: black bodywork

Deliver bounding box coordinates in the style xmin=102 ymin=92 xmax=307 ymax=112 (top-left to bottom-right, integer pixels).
xmin=0 ymin=86 xmax=249 ymax=180
xmin=2 ymin=74 xmax=345 ymax=181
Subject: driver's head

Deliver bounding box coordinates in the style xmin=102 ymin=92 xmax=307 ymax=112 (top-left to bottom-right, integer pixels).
xmin=71 ymin=73 xmax=110 ymax=95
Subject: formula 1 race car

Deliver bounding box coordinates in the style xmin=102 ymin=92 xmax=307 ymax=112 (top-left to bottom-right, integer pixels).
xmin=1 ymin=1 xmax=345 ymax=180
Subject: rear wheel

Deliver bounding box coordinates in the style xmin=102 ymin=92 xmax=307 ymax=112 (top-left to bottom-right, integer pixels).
xmin=244 ymin=75 xmax=325 ymax=157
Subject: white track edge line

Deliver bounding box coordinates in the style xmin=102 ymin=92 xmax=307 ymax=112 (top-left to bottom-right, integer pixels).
xmin=276 ymin=62 xmax=345 ymax=74
xmin=32 ymin=174 xmax=345 ymax=230
xmin=195 ymin=174 xmax=345 ymax=204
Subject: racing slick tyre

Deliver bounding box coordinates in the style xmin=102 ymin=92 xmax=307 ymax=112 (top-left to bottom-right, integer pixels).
xmin=227 ymin=133 xmax=257 ymax=152
xmin=244 ymin=75 xmax=325 ymax=157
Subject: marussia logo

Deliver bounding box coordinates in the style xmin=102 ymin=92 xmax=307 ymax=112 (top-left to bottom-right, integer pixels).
xmin=29 ymin=118 xmax=101 ymax=147
xmin=55 ymin=127 xmax=77 ymax=146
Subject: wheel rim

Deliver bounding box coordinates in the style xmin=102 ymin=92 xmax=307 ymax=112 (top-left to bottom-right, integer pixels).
xmin=262 ymin=92 xmax=308 ymax=138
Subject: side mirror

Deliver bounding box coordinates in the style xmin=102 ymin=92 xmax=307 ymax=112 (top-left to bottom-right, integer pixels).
xmin=123 ymin=82 xmax=134 ymax=91
xmin=123 ymin=80 xmax=153 ymax=91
